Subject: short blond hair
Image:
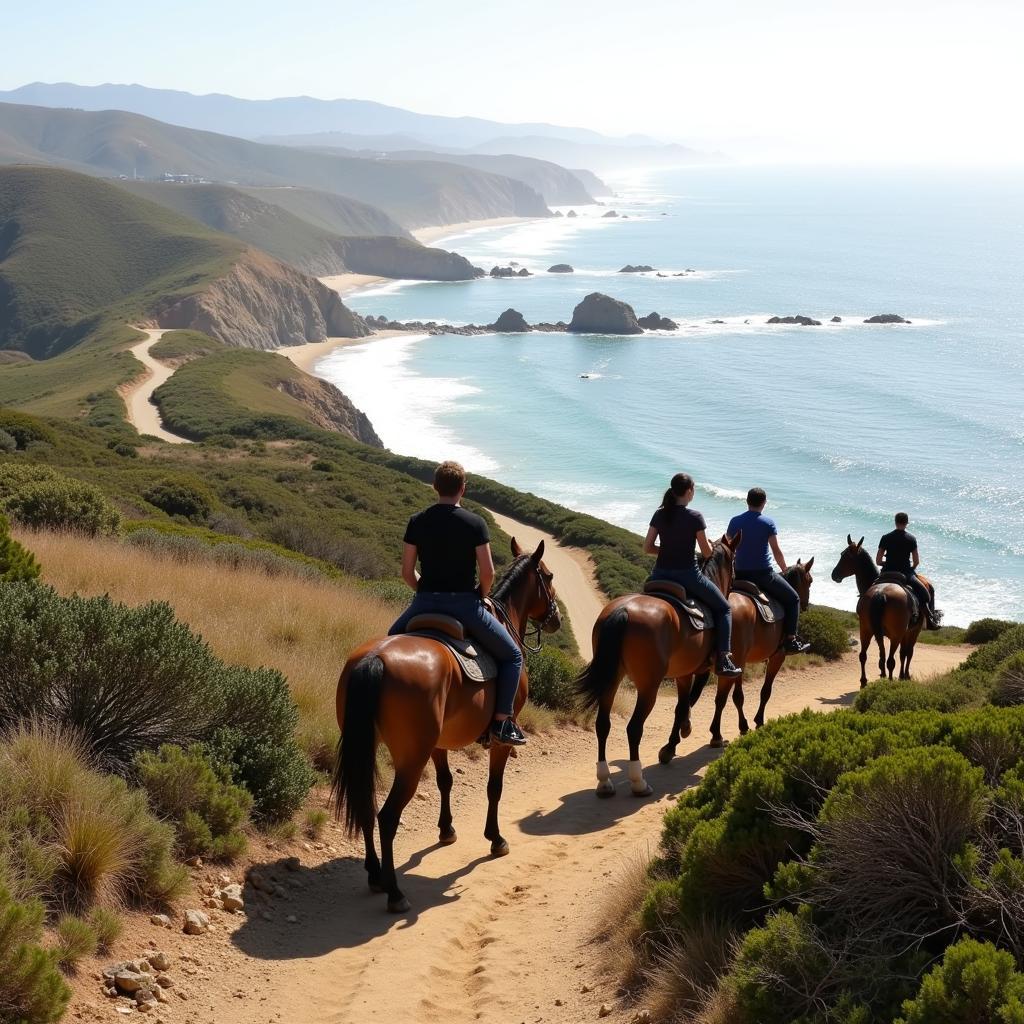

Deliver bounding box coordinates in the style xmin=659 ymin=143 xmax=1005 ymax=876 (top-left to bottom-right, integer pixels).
xmin=433 ymin=460 xmax=466 ymax=497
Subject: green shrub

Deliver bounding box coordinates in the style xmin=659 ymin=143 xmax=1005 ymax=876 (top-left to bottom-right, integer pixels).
xmin=993 ymin=653 xmax=1024 ymax=708
xmin=0 ymin=429 xmax=16 ymax=453
xmin=963 ymin=626 xmax=1024 ymax=675
xmin=799 ymin=606 xmax=851 ymax=661
xmin=304 ymin=808 xmax=329 ymax=840
xmin=54 ymin=914 xmax=98 ymax=972
xmin=0 ymin=409 xmax=58 ymax=450
xmin=0 ymin=884 xmax=71 ymax=1023
xmin=0 ymin=513 xmax=40 ymax=581
xmin=896 ymin=937 xmax=1024 ymax=1024
xmin=966 ymin=619 xmax=1019 ymax=646
xmin=526 ymin=647 xmax=580 ymax=710
xmin=87 ymin=906 xmax=123 ymax=953
xmin=855 ymin=669 xmax=994 ymax=714
xmin=3 ymin=476 xmax=120 ymax=535
xmin=135 ymin=745 xmax=252 ymax=861
xmin=143 ymin=475 xmax=215 ymax=521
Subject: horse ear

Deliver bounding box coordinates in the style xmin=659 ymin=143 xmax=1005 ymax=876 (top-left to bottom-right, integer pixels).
xmin=727 ymin=530 xmax=742 ymax=549
xmin=847 ymin=533 xmax=854 ymax=546
xmin=804 ymin=556 xmax=814 ymax=571
xmin=531 ymin=539 xmax=545 ymax=563
xmin=510 ymin=537 xmax=522 ymax=557
xmin=857 ymin=536 xmax=864 ymax=549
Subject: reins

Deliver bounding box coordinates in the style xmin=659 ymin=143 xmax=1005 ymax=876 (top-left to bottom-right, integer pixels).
xmin=491 ymin=562 xmax=558 ymax=656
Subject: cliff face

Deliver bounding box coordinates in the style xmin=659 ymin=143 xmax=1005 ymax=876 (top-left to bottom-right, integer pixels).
xmin=335 ymin=237 xmax=481 ymax=281
xmin=275 ymin=373 xmax=382 ymax=447
xmin=155 ymin=249 xmax=369 ymax=349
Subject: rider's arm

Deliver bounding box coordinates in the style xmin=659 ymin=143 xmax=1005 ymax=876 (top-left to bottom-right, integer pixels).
xmin=643 ymin=525 xmax=659 ymax=556
xmin=912 ymin=549 xmax=920 ymax=569
xmin=696 ymin=530 xmax=713 ymax=560
xmin=769 ymin=535 xmax=788 ymax=572
xmin=400 ymin=543 xmax=419 ymax=591
xmin=875 ymin=547 xmax=886 ymax=567
xmin=476 ymin=543 xmax=495 ymax=596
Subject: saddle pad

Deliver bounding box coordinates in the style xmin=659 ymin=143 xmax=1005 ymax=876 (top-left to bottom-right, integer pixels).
xmin=732 ymin=589 xmax=784 ymax=625
xmin=644 ymin=591 xmax=708 ymax=632
xmin=405 ymin=630 xmax=497 ymax=683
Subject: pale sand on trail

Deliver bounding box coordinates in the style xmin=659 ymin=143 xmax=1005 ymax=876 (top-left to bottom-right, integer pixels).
xmin=120 ymin=329 xmax=192 ymax=444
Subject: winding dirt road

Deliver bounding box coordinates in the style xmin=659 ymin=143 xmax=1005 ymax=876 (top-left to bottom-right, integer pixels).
xmin=121 ymin=328 xmax=191 ymax=444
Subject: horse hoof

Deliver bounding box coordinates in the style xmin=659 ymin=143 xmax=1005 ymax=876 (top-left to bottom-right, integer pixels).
xmin=709 ymin=737 xmax=728 ymax=749
xmin=491 ymin=839 xmax=510 ymax=858
xmin=387 ymin=896 xmax=411 ymax=914
xmin=657 ymin=745 xmax=675 ymax=765
xmin=739 ymin=723 xmax=749 ymax=736
xmin=368 ymin=880 xmax=385 ymax=894
xmin=631 ymin=784 xmax=654 ymax=798
xmin=596 ymin=780 xmax=616 ymax=798
xmin=679 ymin=722 xmax=692 ymax=739
xmin=439 ymin=830 xmax=457 ymax=846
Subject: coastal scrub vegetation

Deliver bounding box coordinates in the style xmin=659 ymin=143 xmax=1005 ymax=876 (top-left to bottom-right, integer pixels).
xmin=619 ymin=627 xmax=1024 ymax=1023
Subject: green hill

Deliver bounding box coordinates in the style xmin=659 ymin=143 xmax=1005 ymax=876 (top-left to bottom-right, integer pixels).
xmin=0 ymin=102 xmax=551 ymax=228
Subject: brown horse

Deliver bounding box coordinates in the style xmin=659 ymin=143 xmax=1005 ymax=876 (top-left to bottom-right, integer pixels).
xmin=331 ymin=539 xmax=560 ymax=913
xmin=664 ymin=559 xmax=816 ymax=757
xmin=830 ymin=535 xmax=929 ymax=685
xmin=575 ymin=535 xmax=740 ymax=797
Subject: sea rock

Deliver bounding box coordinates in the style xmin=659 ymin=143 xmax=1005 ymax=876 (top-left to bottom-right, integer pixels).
xmin=182 ymin=910 xmax=210 ymax=935
xmin=516 ymin=268 xmax=530 ymax=277
xmin=619 ymin=265 xmax=656 ymax=273
xmin=864 ymin=313 xmax=911 ymax=324
xmin=602 ymin=210 xmax=619 ymax=218
xmin=554 ymin=210 xmax=564 ymax=217
xmin=831 ymin=315 xmax=842 ymax=322
xmin=548 ymin=263 xmax=574 ymax=273
xmin=490 ymin=265 xmax=531 ymax=278
xmin=766 ymin=315 xmax=822 ymax=326
xmin=638 ymin=312 xmax=679 ymax=331
xmin=568 ymin=293 xmax=642 ymax=335
xmin=567 ymin=210 xmax=578 ymax=218
xmin=492 ymin=309 xmax=531 ymax=333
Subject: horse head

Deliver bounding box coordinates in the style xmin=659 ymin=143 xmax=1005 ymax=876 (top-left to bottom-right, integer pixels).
xmin=785 ymin=557 xmax=815 ymax=611
xmin=831 ymin=534 xmax=865 ymax=583
xmin=703 ymin=530 xmax=742 ymax=595
xmin=509 ymin=537 xmax=561 ymax=634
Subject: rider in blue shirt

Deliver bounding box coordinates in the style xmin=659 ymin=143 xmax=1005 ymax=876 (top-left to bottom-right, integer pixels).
xmin=727 ymin=487 xmax=810 ymax=655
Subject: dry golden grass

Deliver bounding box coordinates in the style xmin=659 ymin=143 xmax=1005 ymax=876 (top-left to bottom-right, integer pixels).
xmin=17 ymin=529 xmax=399 ymax=765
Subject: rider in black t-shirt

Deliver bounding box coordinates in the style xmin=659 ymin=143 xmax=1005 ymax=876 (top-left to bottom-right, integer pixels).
xmin=876 ymin=512 xmax=941 ymax=630
xmin=389 ymin=461 xmax=527 ymax=746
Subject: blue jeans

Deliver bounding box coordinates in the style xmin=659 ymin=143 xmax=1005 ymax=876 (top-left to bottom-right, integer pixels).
xmin=649 ymin=565 xmax=732 ymax=654
xmin=736 ymin=569 xmax=800 ymax=636
xmin=389 ymin=591 xmax=524 ymax=716
xmin=895 ymin=569 xmax=933 ymax=616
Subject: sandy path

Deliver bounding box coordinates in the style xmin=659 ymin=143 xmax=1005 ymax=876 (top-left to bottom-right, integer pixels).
xmin=486 ymin=509 xmax=605 ymax=659
xmin=201 ymin=643 xmax=969 ymax=1024
xmin=121 ymin=329 xmax=192 ymax=444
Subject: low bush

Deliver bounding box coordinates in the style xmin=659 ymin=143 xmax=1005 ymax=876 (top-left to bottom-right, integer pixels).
xmin=526 ymin=647 xmax=580 ymax=711
xmin=54 ymin=914 xmax=98 ymax=972
xmin=304 ymin=808 xmax=329 ymax=840
xmin=966 ymin=618 xmax=1019 ymax=645
xmin=0 ymin=512 xmax=40 ymax=581
xmin=87 ymin=906 xmax=122 ymax=953
xmin=3 ymin=476 xmax=120 ymax=535
xmin=0 ymin=428 xmax=17 ymax=453
xmin=135 ymin=745 xmax=252 ymax=861
xmin=993 ymin=652 xmax=1024 ymax=708
xmin=962 ymin=625 xmax=1024 ymax=675
xmin=143 ymin=475 xmax=215 ymax=522
xmin=0 ymin=884 xmax=70 ymax=1023
xmin=267 ymin=519 xmax=390 ymax=578
xmin=798 ymin=606 xmax=851 ymax=661
xmin=0 ymin=409 xmax=58 ymax=450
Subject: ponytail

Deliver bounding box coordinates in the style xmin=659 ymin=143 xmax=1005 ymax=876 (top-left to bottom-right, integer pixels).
xmin=660 ymin=473 xmax=695 ymax=521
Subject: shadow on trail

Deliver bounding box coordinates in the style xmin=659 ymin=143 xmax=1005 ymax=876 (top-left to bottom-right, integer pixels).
xmin=818 ymin=689 xmax=859 ymax=707
xmin=517 ymin=745 xmax=721 ymax=838
xmin=231 ymin=842 xmax=494 ymax=959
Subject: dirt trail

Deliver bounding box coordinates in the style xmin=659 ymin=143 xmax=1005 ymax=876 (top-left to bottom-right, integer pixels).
xmin=120 ymin=328 xmax=192 ymax=444
xmin=201 ymin=644 xmax=969 ymax=1024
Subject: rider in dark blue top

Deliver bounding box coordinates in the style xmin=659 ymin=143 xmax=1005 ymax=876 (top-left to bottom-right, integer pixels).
xmin=727 ymin=488 xmax=810 ymax=654
xmin=876 ymin=512 xmax=941 ymax=630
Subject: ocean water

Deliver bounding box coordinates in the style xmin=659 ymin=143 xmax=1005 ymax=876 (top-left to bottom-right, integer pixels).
xmin=317 ymin=166 xmax=1024 ymax=624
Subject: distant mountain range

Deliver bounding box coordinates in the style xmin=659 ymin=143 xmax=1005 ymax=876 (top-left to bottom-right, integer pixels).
xmin=0 ymin=82 xmax=708 ymax=171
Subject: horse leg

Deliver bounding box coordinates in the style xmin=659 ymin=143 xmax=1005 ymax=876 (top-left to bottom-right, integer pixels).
xmin=877 ymin=636 xmax=887 ymax=679
xmin=732 ymin=670 xmax=749 ymax=736
xmin=484 ymin=742 xmax=513 ymax=856
xmin=859 ymin=622 xmax=871 ymax=688
xmin=595 ymin=689 xmax=616 ymax=797
xmin=709 ymin=674 xmax=732 ymax=748
xmin=377 ymin=760 xmax=426 ymax=913
xmin=754 ymin=650 xmax=785 ymax=728
xmin=886 ymin=640 xmax=897 ymax=679
xmin=431 ymin=749 xmax=457 ymax=845
xmin=659 ymin=674 xmax=695 ymax=765
xmin=625 ymin=680 xmax=659 ymax=797
xmin=363 ymin=822 xmax=383 ymax=893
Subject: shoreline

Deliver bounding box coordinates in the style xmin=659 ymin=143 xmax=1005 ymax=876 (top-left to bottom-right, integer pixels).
xmin=276 ymin=329 xmax=409 ymax=375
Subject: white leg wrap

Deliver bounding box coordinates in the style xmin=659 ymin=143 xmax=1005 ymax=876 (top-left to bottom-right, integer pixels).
xmin=596 ymin=760 xmax=614 ymax=795
xmin=627 ymin=759 xmax=652 ymax=796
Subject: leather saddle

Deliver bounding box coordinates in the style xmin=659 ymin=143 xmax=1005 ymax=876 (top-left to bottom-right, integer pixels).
xmin=875 ymin=572 xmax=921 ymax=624
xmin=642 ymin=580 xmax=709 ymax=631
xmin=730 ymin=580 xmax=784 ymax=625
xmin=403 ymin=613 xmax=497 ymax=683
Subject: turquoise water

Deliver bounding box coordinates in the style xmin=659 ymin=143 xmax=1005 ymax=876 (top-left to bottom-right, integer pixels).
xmin=320 ymin=166 xmax=1024 ymax=624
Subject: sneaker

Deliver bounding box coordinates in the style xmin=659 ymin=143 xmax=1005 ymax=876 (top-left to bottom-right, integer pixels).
xmin=783 ymin=635 xmax=812 ymax=654
xmin=715 ymin=654 xmax=743 ymax=678
xmin=490 ymin=718 xmax=528 ymax=747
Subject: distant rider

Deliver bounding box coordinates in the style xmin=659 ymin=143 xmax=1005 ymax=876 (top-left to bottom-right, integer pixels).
xmin=389 ymin=460 xmax=527 ymax=746
xmin=727 ymin=487 xmax=811 ymax=654
xmin=876 ymin=511 xmax=941 ymax=630
xmin=643 ymin=473 xmax=742 ymax=678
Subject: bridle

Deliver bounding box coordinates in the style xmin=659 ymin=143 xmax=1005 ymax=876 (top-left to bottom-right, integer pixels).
xmin=491 ymin=564 xmax=559 ymax=655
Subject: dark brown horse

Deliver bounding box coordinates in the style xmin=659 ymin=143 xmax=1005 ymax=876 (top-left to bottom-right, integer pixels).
xmin=575 ymin=535 xmax=740 ymax=797
xmin=831 ymin=535 xmax=929 ymax=685
xmin=661 ymin=559 xmax=816 ymax=760
xmin=331 ymin=539 xmax=560 ymax=913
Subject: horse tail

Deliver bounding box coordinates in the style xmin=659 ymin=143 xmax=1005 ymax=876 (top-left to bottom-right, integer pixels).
xmin=575 ymin=606 xmax=629 ymax=712
xmin=331 ymin=654 xmax=383 ymax=838
xmin=869 ymin=590 xmax=887 ymax=645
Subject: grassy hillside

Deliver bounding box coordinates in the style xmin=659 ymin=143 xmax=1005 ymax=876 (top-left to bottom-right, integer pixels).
xmin=0 ymin=166 xmax=240 ymax=358
xmin=236 ymin=186 xmax=411 ymax=238
xmin=0 ymin=102 xmax=552 ymax=228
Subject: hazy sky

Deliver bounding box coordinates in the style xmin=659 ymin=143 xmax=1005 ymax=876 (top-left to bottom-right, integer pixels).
xmin=4 ymin=0 xmax=1023 ymax=161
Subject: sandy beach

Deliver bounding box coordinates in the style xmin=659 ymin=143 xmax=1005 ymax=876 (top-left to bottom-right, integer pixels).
xmin=277 ymin=329 xmax=409 ymax=374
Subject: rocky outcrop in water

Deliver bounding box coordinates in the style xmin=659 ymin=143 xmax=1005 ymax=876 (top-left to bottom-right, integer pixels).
xmin=492 ymin=308 xmax=531 ymax=333
xmin=602 ymin=210 xmax=619 ymax=218
xmin=490 ymin=266 xmax=532 ymax=278
xmin=767 ymin=315 xmax=822 ymax=326
xmin=568 ymin=293 xmax=642 ymax=334
xmin=548 ymin=263 xmax=574 ymax=273
xmin=566 ymin=210 xmax=578 ymax=218
xmin=619 ymin=264 xmax=656 ymax=273
xmin=831 ymin=316 xmax=842 ymax=322
xmin=638 ymin=312 xmax=679 ymax=330
xmin=864 ymin=313 xmax=911 ymax=324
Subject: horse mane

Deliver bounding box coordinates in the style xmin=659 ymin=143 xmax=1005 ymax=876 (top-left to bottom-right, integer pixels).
xmin=700 ymin=540 xmax=730 ymax=582
xmin=492 ymin=555 xmax=533 ymax=603
xmin=855 ymin=546 xmax=877 ymax=573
